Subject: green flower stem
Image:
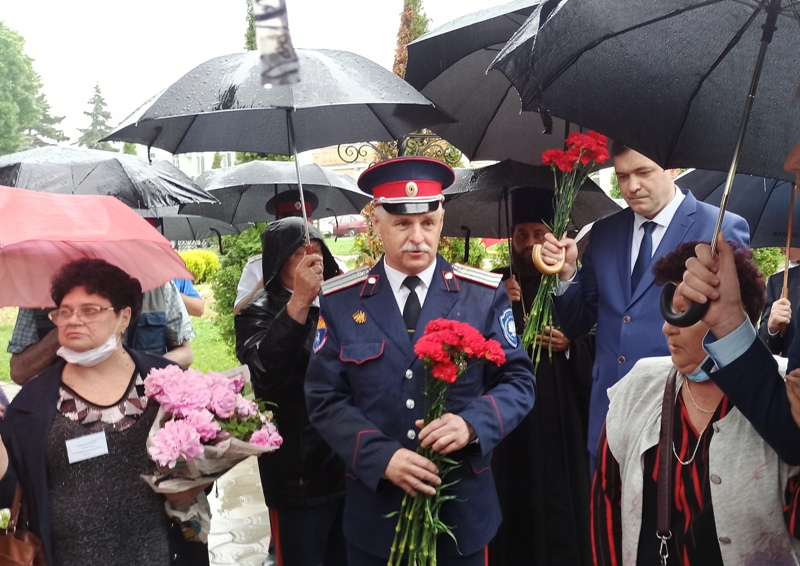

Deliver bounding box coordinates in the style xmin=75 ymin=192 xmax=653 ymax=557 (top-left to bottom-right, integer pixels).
xmin=387 ymin=373 xmax=457 ymax=565
xmin=522 ymin=159 xmax=595 ymax=367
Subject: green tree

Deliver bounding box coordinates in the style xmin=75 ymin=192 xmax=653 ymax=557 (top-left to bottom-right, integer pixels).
xmin=19 ymin=92 xmax=69 ymax=149
xmin=753 ymin=247 xmax=784 ymax=279
xmin=212 ymin=152 xmax=223 ymax=169
xmin=245 ymin=0 xmax=256 ymax=51
xmin=77 ymin=84 xmax=116 ymax=151
xmin=211 ymin=223 xmax=266 ymax=348
xmin=122 ymin=142 xmax=138 ymax=155
xmin=0 ymin=21 xmax=42 ymax=155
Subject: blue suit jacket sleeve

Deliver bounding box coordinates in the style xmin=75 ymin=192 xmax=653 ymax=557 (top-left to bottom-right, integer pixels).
xmin=712 ymin=337 xmax=800 ymax=465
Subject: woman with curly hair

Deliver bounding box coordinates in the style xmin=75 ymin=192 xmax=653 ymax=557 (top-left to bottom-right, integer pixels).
xmin=592 ymin=241 xmax=800 ymax=565
xmin=0 ymin=258 xmax=207 ymax=565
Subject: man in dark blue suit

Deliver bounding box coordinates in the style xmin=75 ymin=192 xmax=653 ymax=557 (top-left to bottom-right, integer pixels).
xmin=305 ymin=157 xmax=536 ymax=565
xmin=758 ymin=248 xmax=800 ymax=357
xmin=539 ymin=143 xmax=749 ymax=466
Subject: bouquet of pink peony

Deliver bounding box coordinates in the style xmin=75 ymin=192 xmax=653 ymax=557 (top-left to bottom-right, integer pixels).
xmin=140 ymin=364 xmax=282 ymax=542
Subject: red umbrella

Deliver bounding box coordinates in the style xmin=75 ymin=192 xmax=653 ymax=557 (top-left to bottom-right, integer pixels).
xmin=0 ymin=185 xmax=191 ymax=308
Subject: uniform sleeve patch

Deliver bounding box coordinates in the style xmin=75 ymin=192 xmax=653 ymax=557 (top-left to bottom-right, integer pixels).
xmin=499 ymin=308 xmax=518 ymax=348
xmin=313 ymin=316 xmax=328 ymax=353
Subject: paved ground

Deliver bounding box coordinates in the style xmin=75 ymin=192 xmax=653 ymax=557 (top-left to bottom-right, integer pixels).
xmin=207 ymin=456 xmax=271 ymax=566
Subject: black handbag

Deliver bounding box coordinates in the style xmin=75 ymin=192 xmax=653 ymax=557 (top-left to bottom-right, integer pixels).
xmin=0 ymin=484 xmax=46 ymax=566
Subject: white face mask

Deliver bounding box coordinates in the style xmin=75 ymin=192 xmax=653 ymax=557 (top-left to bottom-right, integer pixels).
xmin=57 ymin=322 xmax=122 ymax=367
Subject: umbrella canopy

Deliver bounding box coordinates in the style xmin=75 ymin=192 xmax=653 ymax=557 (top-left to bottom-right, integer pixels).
xmin=0 ymin=186 xmax=192 ymax=308
xmin=0 ymin=146 xmax=217 ymax=208
xmin=441 ymin=159 xmax=619 ymax=238
xmin=181 ymin=161 xmax=369 ymax=224
xmin=137 ymin=206 xmax=247 ymax=241
xmin=490 ymin=0 xmax=800 ymax=182
xmin=103 ymin=49 xmax=452 ymax=156
xmin=405 ymin=0 xmax=583 ymax=165
xmin=680 ymin=169 xmax=800 ymax=248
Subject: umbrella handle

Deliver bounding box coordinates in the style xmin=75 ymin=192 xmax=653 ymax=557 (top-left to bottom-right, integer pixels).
xmin=532 ymin=244 xmax=565 ymax=276
xmin=660 ymin=282 xmax=709 ymax=327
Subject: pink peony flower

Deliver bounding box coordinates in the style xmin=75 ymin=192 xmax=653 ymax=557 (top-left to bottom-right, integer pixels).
xmin=144 ymin=365 xmax=186 ymax=399
xmin=158 ymin=375 xmax=212 ymax=418
xmin=235 ymin=396 xmax=259 ymax=418
xmin=183 ymin=409 xmax=222 ymax=442
xmin=250 ymin=422 xmax=283 ymax=448
xmin=148 ymin=419 xmax=204 ymax=468
xmin=207 ymin=384 xmax=237 ymax=418
xmin=230 ymin=375 xmax=245 ymax=394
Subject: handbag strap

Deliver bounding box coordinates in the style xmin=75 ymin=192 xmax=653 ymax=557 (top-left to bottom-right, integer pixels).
xmin=656 ymin=366 xmax=678 ymax=565
xmin=7 ymin=484 xmax=22 ymax=532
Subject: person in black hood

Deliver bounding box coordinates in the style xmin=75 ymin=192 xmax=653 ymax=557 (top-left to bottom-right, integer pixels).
xmin=235 ymin=217 xmax=345 ymax=566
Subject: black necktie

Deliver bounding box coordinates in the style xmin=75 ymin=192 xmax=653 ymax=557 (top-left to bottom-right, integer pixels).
xmin=402 ymin=276 xmax=422 ymax=337
xmin=631 ymin=221 xmax=656 ymax=291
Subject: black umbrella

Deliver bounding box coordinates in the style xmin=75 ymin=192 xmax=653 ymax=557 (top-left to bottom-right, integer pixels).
xmin=0 ymin=146 xmax=217 ymax=209
xmin=442 ymin=159 xmax=619 ymax=238
xmin=181 ymin=161 xmax=369 ymax=224
xmin=103 ymin=49 xmax=450 ymax=156
xmin=104 ymin=48 xmax=450 ymax=245
xmin=405 ymin=0 xmax=581 ymax=164
xmin=137 ymin=206 xmax=246 ymax=241
xmin=680 ymin=169 xmax=800 ymax=249
xmin=491 ymin=0 xmax=799 ymax=325
xmin=491 ymin=0 xmax=799 ymax=182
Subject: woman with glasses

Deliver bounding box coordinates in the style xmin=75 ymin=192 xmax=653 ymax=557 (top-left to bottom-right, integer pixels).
xmin=0 ymin=258 xmax=208 ymax=566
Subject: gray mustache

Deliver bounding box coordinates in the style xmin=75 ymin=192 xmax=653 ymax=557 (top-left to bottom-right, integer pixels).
xmin=401 ymin=244 xmax=431 ymax=253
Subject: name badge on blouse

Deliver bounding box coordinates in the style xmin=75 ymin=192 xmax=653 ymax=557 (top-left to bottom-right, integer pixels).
xmin=66 ymin=431 xmax=109 ymax=464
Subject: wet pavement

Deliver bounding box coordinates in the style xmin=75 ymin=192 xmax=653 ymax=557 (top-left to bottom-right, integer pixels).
xmin=207 ymin=456 xmax=271 ymax=566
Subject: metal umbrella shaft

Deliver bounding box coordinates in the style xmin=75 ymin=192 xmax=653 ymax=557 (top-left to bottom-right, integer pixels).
xmin=286 ymin=110 xmax=312 ymax=249
xmin=662 ymin=0 xmax=780 ymax=327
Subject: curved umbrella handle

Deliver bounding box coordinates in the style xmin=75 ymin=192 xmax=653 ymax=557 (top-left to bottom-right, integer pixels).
xmin=532 ymin=244 xmax=566 ymax=276
xmin=659 ymin=282 xmax=709 ymax=327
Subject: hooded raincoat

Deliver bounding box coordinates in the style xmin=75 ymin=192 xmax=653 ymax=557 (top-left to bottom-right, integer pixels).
xmin=234 ymin=218 xmax=343 ymax=509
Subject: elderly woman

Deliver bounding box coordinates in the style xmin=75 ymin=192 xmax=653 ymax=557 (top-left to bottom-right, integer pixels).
xmin=592 ymin=241 xmax=800 ymax=565
xmin=0 ymin=258 xmax=207 ymax=565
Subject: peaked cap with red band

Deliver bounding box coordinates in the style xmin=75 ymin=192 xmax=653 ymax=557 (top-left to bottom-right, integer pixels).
xmin=357 ymin=157 xmax=454 ymax=215
xmin=265 ymin=189 xmax=319 ymax=219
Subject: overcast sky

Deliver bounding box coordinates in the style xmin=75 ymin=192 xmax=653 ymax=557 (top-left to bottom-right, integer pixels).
xmin=3 ymin=0 xmax=508 ymax=141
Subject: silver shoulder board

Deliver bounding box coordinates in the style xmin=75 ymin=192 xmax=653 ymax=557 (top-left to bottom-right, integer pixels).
xmin=451 ymin=263 xmax=501 ymax=288
xmin=322 ymin=267 xmax=371 ymax=295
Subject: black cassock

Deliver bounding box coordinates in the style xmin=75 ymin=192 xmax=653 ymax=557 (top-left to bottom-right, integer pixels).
xmin=489 ymin=266 xmax=594 ymax=566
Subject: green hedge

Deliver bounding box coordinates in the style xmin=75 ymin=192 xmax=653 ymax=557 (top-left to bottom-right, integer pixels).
xmin=178 ymin=249 xmax=221 ymax=283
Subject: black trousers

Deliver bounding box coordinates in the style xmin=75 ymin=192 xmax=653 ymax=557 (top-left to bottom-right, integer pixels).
xmin=270 ymin=498 xmax=347 ymax=566
xmin=346 ymin=542 xmax=487 ymax=566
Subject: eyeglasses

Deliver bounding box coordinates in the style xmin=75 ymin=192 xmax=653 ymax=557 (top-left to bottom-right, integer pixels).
xmin=48 ymin=305 xmax=116 ymax=326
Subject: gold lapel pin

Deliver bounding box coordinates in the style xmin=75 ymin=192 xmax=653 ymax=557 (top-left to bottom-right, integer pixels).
xmin=353 ymin=310 xmax=367 ymax=324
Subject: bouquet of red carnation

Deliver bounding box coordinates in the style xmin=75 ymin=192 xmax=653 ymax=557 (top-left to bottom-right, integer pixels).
xmin=140 ymin=365 xmax=282 ymax=543
xmin=524 ymin=131 xmax=609 ymax=365
xmin=388 ymin=319 xmax=505 ymax=566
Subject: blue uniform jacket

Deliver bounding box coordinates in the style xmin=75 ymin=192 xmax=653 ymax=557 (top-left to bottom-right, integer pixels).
xmin=554 ymin=189 xmax=750 ymax=458
xmin=305 ymin=255 xmax=536 ymax=558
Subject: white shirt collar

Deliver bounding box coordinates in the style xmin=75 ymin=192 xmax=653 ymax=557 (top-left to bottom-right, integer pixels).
xmin=383 ymin=258 xmax=437 ymax=293
xmin=632 ymin=185 xmax=685 ymax=231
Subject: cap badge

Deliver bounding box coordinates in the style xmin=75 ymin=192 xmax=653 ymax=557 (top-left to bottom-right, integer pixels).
xmin=352 ymin=310 xmax=367 ymax=324
xmin=294 ymin=201 xmax=302 ymax=210
xmin=405 ymin=181 xmax=419 ymax=197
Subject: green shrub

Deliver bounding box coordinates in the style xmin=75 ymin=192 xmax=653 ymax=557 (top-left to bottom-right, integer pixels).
xmin=210 ymin=223 xmax=266 ymax=349
xmin=179 ymin=249 xmax=221 ymax=283
xmin=753 ymin=247 xmax=783 ymax=279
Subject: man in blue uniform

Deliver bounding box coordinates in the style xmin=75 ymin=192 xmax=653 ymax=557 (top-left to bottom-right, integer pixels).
xmin=304 ymin=157 xmax=536 ymax=566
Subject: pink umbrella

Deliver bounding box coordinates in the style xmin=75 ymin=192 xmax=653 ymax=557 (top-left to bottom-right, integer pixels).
xmin=0 ymin=185 xmax=192 ymax=308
